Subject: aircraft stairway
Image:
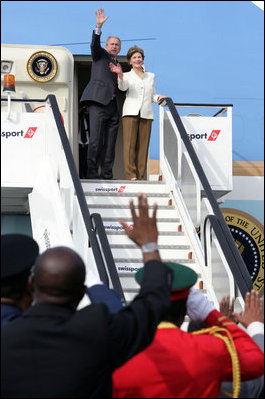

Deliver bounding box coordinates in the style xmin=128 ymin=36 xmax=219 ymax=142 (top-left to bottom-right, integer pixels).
xmin=1 ymin=94 xmax=253 ymax=329
xmin=79 ymin=178 xmax=217 ymax=331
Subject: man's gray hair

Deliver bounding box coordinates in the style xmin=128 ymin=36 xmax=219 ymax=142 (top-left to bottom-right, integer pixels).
xmin=105 ymin=36 xmax=121 ymax=47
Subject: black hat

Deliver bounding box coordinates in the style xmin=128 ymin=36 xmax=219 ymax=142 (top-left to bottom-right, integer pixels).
xmin=1 ymin=234 xmax=39 ymax=280
xmin=135 ymin=262 xmax=197 ymax=300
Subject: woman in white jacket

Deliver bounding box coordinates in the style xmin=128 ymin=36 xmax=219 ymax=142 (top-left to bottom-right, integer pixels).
xmin=110 ymin=46 xmax=166 ymax=180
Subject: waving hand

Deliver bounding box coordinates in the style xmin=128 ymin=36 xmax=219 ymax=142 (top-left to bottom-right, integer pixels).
xmin=95 ymin=8 xmax=109 ymax=28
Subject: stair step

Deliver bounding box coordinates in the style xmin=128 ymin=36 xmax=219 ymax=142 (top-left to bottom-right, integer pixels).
xmin=85 ymin=193 xmax=171 ymax=206
xmin=111 ymin=244 xmax=191 ymax=249
xmin=88 ymin=207 xmax=178 ymax=219
xmin=88 ymin=204 xmax=175 ymax=210
xmin=111 ymin=247 xmax=192 ymax=260
xmin=116 ymin=261 xmax=201 ymax=277
xmin=115 ymin=258 xmax=196 ymax=265
xmin=106 ymin=232 xmax=188 ymax=246
xmin=84 ymin=192 xmax=170 ymax=197
xmin=102 ymin=219 xmax=182 ymax=232
xmin=81 ymin=180 xmax=169 ymax=194
xmin=107 ymin=230 xmax=183 ymax=236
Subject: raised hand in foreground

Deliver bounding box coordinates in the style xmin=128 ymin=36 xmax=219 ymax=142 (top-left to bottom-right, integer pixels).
xmin=119 ymin=193 xmax=160 ymax=262
xmin=219 ymin=295 xmax=238 ymax=323
xmin=233 ymin=289 xmax=264 ymax=328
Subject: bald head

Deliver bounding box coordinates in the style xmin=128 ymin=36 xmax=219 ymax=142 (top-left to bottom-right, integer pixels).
xmin=31 ymin=247 xmax=86 ymax=308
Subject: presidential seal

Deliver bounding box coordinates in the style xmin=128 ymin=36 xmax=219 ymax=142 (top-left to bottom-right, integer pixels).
xmin=27 ymin=51 xmax=57 ymax=82
xmin=221 ymin=208 xmax=264 ymax=295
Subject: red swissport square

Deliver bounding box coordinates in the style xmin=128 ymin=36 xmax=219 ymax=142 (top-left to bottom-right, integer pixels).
xmin=24 ymin=127 xmax=38 ymax=138
xmin=208 ymin=130 xmax=221 ymax=141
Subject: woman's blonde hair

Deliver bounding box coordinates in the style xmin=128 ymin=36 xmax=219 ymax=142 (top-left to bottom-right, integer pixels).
xmin=126 ymin=46 xmax=145 ymax=64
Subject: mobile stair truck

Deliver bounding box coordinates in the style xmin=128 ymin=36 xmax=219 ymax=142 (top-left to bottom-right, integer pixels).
xmin=1 ymin=44 xmax=253 ymax=327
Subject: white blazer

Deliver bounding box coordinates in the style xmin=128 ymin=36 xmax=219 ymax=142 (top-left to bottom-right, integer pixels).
xmin=118 ymin=69 xmax=159 ymax=120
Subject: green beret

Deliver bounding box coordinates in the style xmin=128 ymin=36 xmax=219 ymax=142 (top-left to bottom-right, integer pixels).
xmin=1 ymin=234 xmax=39 ymax=280
xmin=135 ymin=262 xmax=197 ymax=299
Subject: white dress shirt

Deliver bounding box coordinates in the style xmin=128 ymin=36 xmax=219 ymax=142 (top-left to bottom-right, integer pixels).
xmin=118 ymin=69 xmax=160 ymax=120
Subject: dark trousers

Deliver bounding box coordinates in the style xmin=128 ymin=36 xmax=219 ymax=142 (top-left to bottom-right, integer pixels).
xmin=79 ymin=144 xmax=88 ymax=179
xmin=86 ymin=99 xmax=119 ymax=179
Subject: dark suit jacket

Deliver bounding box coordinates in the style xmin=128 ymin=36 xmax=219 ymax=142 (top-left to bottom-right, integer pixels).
xmin=80 ymin=31 xmax=122 ymax=113
xmin=1 ymin=260 xmax=172 ymax=398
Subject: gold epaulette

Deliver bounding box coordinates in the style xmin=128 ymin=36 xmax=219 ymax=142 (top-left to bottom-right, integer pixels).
xmin=192 ymin=326 xmax=240 ymax=398
xmin=217 ymin=316 xmax=236 ymax=326
xmin=157 ymin=321 xmax=178 ymax=329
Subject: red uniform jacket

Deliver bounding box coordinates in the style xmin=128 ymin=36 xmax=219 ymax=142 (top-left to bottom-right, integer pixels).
xmin=112 ymin=310 xmax=264 ymax=398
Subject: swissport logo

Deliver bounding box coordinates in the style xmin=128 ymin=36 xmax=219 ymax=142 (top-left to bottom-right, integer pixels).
xmin=188 ymin=130 xmax=221 ymax=141
xmin=1 ymin=127 xmax=38 ymax=139
xmin=24 ymin=127 xmax=38 ymax=138
xmin=118 ymin=186 xmax=126 ymax=193
xmin=208 ymin=130 xmax=221 ymax=141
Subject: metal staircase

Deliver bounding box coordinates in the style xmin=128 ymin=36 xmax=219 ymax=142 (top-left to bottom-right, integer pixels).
xmin=81 ymin=179 xmax=208 ymax=305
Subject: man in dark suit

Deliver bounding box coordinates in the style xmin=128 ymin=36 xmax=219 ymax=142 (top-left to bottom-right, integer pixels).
xmin=1 ymin=194 xmax=173 ymax=398
xmin=80 ymin=8 xmax=122 ymax=179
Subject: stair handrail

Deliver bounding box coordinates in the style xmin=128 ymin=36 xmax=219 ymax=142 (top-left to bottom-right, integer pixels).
xmin=91 ymin=213 xmax=127 ymax=304
xmin=48 ymin=94 xmax=113 ymax=286
xmin=162 ymin=97 xmax=253 ymax=299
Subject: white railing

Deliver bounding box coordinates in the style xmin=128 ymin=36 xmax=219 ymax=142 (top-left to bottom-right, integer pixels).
xmin=159 ymin=102 xmax=244 ymax=310
xmin=29 ymin=101 xmax=100 ymax=278
xmin=1 ymin=96 xmax=100 ymax=278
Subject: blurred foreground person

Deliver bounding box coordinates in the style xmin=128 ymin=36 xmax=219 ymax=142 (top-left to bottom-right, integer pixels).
xmin=1 ymin=233 xmax=123 ymax=322
xmin=1 ymin=234 xmax=39 ymax=326
xmin=112 ymin=284 xmax=264 ymax=398
xmin=219 ymin=291 xmax=264 ymax=398
xmin=1 ymin=194 xmax=173 ymax=398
